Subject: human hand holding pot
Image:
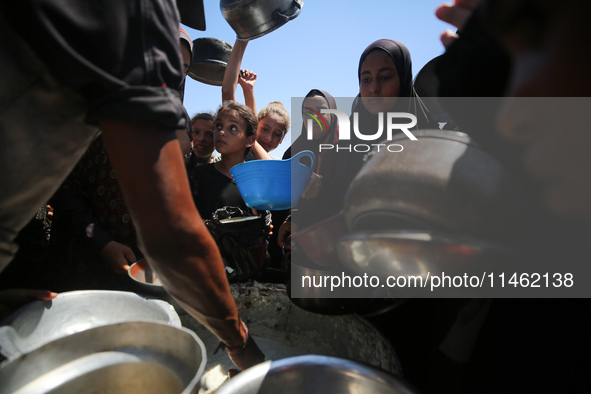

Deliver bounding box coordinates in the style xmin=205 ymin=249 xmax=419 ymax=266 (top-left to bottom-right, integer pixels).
xmin=277 ymin=215 xmax=297 ymax=250
xmin=100 ymin=240 xmax=136 ymax=274
xmin=0 ymin=289 xmax=57 ymax=321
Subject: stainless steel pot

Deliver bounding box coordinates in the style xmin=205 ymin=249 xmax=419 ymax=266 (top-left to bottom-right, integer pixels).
xmin=0 ymin=321 xmax=206 ymax=394
xmin=344 ymin=129 xmax=528 ymax=245
xmin=181 ymin=281 xmax=401 ymax=389
xmin=215 ymin=355 xmax=417 ymax=394
xmin=188 ymin=37 xmax=233 ymax=86
xmin=0 ymin=290 xmax=180 ymax=361
xmin=287 ymin=249 xmax=404 ymax=317
xmin=128 ymin=260 xmax=185 ymax=313
xmin=337 ymin=230 xmax=521 ymax=293
xmin=220 ymin=0 xmax=303 ymax=40
xmin=290 ymin=211 xmax=348 ymax=268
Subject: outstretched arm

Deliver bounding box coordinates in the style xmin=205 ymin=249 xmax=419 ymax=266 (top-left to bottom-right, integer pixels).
xmin=238 ymin=69 xmax=257 ymax=114
xmin=222 ymin=39 xmax=248 ymax=103
xmin=100 ymin=120 xmax=264 ymax=370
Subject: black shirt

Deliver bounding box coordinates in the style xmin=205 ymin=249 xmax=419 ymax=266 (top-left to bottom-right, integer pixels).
xmin=191 ymin=164 xmax=252 ymax=220
xmin=0 ymin=0 xmax=186 ymax=131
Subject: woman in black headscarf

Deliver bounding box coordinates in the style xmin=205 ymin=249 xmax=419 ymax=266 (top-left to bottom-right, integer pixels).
xmin=344 ymin=39 xmax=438 ymax=186
xmin=356 ymin=39 xmax=437 ymax=126
xmin=281 ymin=89 xmax=344 ymax=228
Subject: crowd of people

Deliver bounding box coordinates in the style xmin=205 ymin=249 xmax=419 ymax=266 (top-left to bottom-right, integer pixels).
xmin=1 ymin=0 xmax=590 ymax=392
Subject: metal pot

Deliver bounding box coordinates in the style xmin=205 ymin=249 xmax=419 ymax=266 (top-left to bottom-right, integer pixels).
xmin=344 ymin=129 xmax=528 ymax=245
xmin=287 ymin=249 xmax=404 ymax=317
xmin=128 ymin=259 xmax=185 ymax=313
xmin=290 ymin=211 xmax=348 ymax=267
xmin=181 ymin=282 xmax=401 ymax=389
xmin=0 ymin=290 xmax=180 ymax=361
xmin=0 ymin=321 xmax=206 ymax=394
xmin=337 ymin=230 xmax=521 ymax=296
xmin=216 ymin=355 xmax=417 ymax=394
xmin=220 ymin=0 xmax=304 ymax=40
xmin=188 ymin=37 xmax=233 ymax=86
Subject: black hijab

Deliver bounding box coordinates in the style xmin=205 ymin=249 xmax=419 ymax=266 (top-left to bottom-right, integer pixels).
xmin=283 ymin=89 xmax=346 ymax=223
xmin=353 ymin=39 xmax=438 ymax=131
xmin=282 ymin=89 xmax=339 ymax=178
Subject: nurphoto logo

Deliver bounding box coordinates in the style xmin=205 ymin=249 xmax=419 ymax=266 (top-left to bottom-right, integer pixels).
xmin=306 ymin=109 xmax=418 ymax=153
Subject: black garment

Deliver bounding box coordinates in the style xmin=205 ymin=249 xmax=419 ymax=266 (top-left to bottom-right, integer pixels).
xmin=191 ymin=163 xmax=252 ymax=220
xmin=343 ymin=39 xmax=440 ymax=187
xmin=0 ymin=0 xmax=186 ymax=131
xmin=283 ymin=89 xmax=345 ymax=228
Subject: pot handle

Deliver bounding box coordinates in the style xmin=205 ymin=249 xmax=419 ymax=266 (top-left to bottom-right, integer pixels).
xmin=275 ymin=0 xmax=303 ymax=21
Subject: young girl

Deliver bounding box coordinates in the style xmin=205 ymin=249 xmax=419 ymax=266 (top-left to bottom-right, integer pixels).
xmin=256 ymin=101 xmax=290 ymax=155
xmin=191 ymin=101 xmax=259 ymax=220
xmin=191 ymin=101 xmax=271 ymax=281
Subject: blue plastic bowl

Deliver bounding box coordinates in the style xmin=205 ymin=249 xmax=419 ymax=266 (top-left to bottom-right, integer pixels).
xmin=230 ymin=150 xmax=315 ymax=210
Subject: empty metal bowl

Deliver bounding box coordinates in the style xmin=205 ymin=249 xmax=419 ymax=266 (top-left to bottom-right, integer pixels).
xmin=220 ymin=0 xmax=304 ymax=41
xmin=0 ymin=321 xmax=206 ymax=394
xmin=129 ymin=259 xmax=163 ymax=287
xmin=337 ymin=230 xmax=521 ymax=297
xmin=0 ymin=290 xmax=180 ymax=361
xmin=188 ymin=37 xmax=232 ymax=86
xmin=215 ymin=355 xmax=417 ymax=394
xmin=128 ymin=260 xmax=185 ymax=314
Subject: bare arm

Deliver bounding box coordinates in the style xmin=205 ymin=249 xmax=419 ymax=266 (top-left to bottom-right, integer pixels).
xmin=99 ymin=121 xmax=263 ymax=368
xmin=238 ymin=69 xmax=257 ymax=114
xmin=222 ymin=39 xmax=248 ymax=103
xmin=251 ymin=141 xmax=273 ymax=160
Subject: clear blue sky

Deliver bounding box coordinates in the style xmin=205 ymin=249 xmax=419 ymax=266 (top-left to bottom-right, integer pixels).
xmin=182 ymin=0 xmax=451 ymax=158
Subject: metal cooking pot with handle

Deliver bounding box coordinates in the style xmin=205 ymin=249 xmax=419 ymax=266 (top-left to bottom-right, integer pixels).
xmin=0 ymin=321 xmax=206 ymax=394
xmin=188 ymin=37 xmax=233 ymax=86
xmin=344 ymin=129 xmax=531 ymax=245
xmin=220 ymin=0 xmax=303 ymax=40
xmin=216 ymin=355 xmax=417 ymax=394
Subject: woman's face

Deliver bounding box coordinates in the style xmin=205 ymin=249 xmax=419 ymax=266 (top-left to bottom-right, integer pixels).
xmin=302 ymin=95 xmax=331 ymax=140
xmin=256 ymin=113 xmax=286 ymax=152
xmin=214 ymin=109 xmax=254 ymax=155
xmin=191 ymin=119 xmax=215 ymax=158
xmin=359 ymin=49 xmax=401 ymax=115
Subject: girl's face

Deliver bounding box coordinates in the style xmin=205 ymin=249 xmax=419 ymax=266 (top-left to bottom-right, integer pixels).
xmin=214 ymin=109 xmax=254 ymax=155
xmin=359 ymin=49 xmax=401 ymax=115
xmin=256 ymin=113 xmax=286 ymax=152
xmin=302 ymin=95 xmax=331 ymax=140
xmin=191 ymin=119 xmax=215 ymax=158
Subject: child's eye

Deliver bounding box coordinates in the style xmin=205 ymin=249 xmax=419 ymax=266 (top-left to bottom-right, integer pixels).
xmin=380 ymin=75 xmax=392 ymax=81
xmin=361 ymin=77 xmax=370 ymax=83
xmin=215 ymin=124 xmax=222 ymax=130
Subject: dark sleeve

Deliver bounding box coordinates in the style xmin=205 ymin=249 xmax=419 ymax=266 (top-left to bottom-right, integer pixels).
xmin=3 ymin=0 xmax=186 ymax=131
